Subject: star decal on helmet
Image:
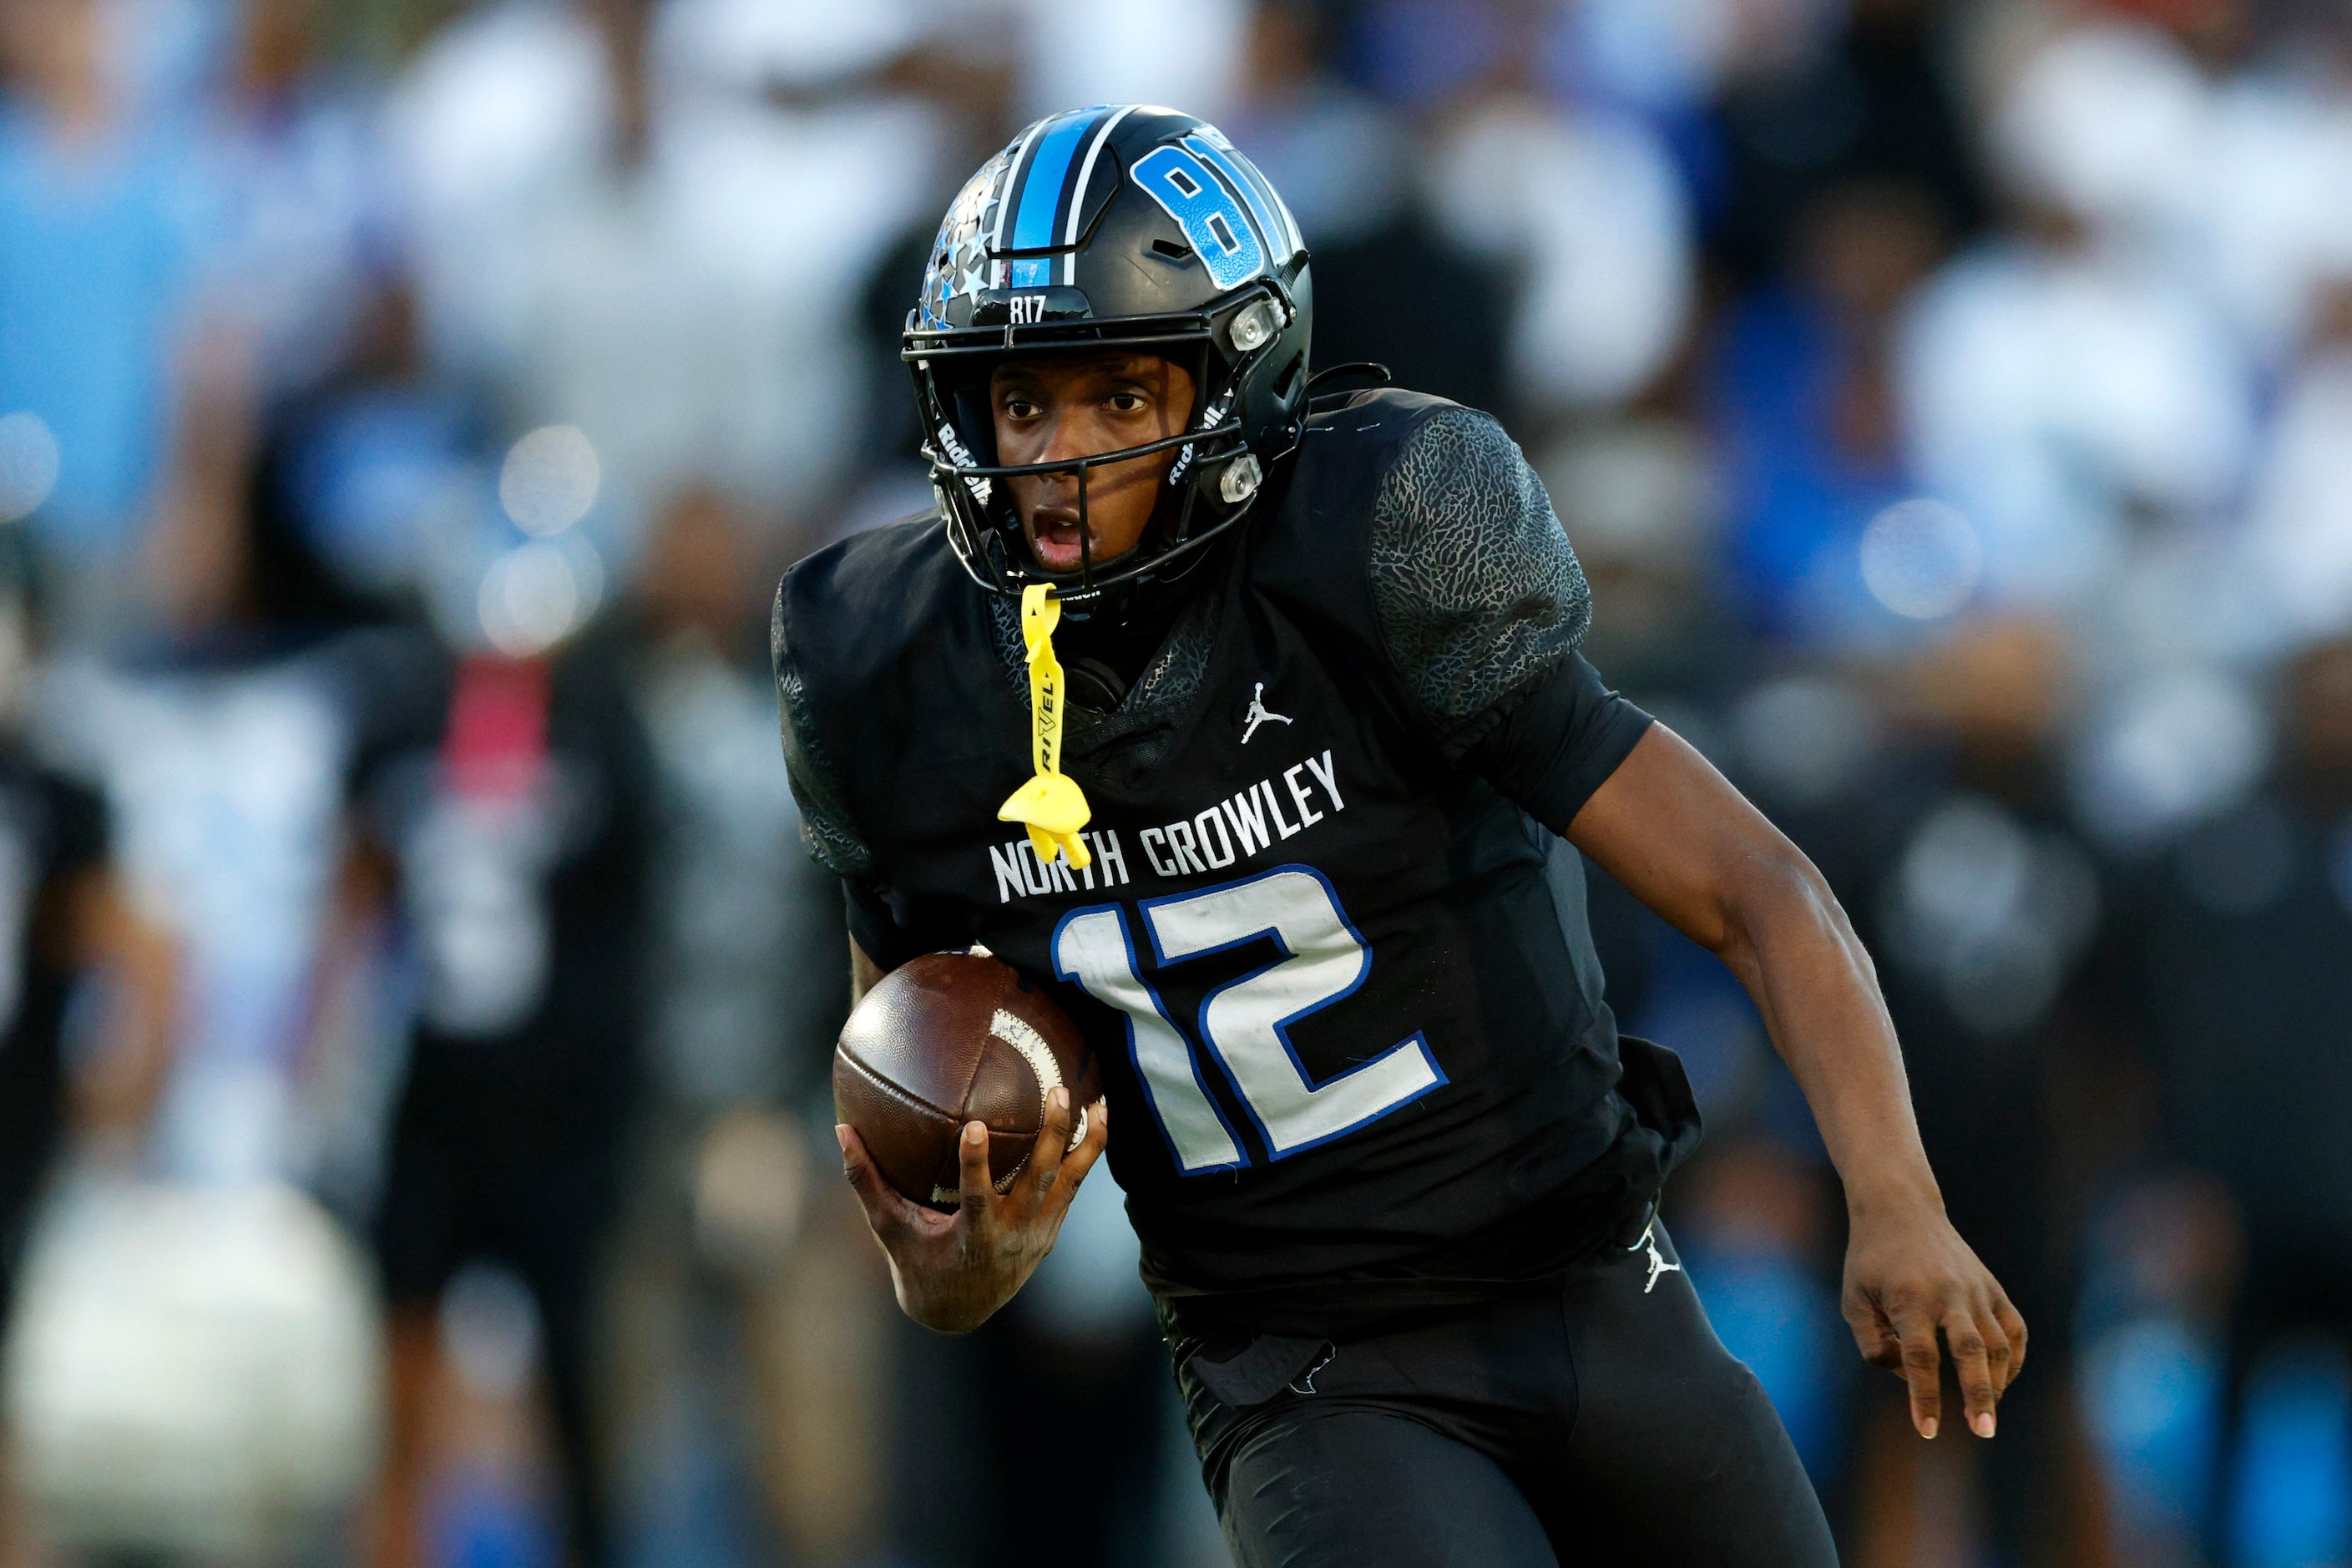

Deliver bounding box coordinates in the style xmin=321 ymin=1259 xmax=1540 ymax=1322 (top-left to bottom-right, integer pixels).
xmin=921 ymin=146 xmax=1013 ymax=329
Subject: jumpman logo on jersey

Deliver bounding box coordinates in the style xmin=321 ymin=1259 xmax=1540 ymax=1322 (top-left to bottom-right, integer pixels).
xmin=1241 ymin=683 xmax=1292 ymax=744
xmin=1629 ymin=1219 xmax=1682 ymax=1295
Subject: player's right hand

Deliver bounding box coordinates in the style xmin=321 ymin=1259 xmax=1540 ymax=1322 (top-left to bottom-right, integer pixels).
xmin=1842 ymin=1199 xmax=2027 ymax=1442
xmin=837 ymin=1086 xmax=1110 ymax=1333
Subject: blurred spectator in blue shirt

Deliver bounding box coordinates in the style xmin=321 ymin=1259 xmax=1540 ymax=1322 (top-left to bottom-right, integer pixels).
xmin=0 ymin=0 xmax=215 ymax=575
xmin=1707 ymin=179 xmax=1945 ymax=641
xmin=1703 ymin=0 xmax=1985 ymax=288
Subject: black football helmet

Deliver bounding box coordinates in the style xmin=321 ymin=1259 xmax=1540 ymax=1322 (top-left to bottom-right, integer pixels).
xmin=904 ymin=106 xmax=1313 ymax=611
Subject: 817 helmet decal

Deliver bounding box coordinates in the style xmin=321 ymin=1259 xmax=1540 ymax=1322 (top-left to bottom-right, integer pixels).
xmin=904 ymin=106 xmax=1313 ymax=612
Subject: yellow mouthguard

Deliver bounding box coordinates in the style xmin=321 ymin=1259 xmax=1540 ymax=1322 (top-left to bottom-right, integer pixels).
xmin=997 ymin=583 xmax=1093 ymax=870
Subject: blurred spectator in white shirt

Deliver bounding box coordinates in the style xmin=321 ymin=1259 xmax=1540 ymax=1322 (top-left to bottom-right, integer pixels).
xmin=1991 ymin=14 xmax=2352 ymax=370
xmin=1895 ymin=240 xmax=2254 ymax=609
xmin=2193 ymin=66 xmax=2352 ymax=368
xmin=1984 ymin=18 xmax=2210 ymax=258
xmin=387 ymin=0 xmax=945 ymax=569
xmin=2241 ymin=294 xmax=2352 ymax=649
xmin=1424 ymin=88 xmax=1692 ymax=414
xmin=203 ymin=0 xmax=392 ymax=402
xmin=1010 ymin=0 xmax=1248 ymax=124
xmin=1894 ymin=17 xmax=2258 ymax=613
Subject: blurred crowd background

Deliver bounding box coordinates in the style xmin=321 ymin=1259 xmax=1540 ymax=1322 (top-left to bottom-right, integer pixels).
xmin=0 ymin=0 xmax=2346 ymax=1565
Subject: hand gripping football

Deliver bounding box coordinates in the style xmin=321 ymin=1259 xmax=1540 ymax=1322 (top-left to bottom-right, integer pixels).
xmin=832 ymin=950 xmax=1100 ymax=1211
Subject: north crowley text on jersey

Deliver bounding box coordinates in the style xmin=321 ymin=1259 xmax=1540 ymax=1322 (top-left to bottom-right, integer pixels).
xmin=989 ymin=750 xmax=1344 ymax=904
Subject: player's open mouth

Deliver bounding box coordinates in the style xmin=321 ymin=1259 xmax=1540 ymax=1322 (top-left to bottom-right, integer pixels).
xmin=1029 ymin=509 xmax=1092 ymax=574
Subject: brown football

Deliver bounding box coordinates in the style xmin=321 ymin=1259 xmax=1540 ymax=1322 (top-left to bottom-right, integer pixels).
xmin=832 ymin=950 xmax=1100 ymax=1211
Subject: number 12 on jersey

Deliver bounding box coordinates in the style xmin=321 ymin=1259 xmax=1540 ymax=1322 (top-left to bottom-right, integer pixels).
xmin=1052 ymin=866 xmax=1444 ymax=1173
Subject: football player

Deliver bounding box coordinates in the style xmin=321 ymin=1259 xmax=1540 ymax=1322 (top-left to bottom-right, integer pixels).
xmin=776 ymin=108 xmax=2024 ymax=1564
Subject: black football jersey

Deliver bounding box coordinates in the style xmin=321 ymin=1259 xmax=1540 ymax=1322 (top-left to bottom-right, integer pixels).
xmin=776 ymin=388 xmax=1697 ymax=1338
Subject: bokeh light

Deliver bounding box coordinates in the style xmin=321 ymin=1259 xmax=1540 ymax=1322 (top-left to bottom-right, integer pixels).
xmin=1730 ymin=676 xmax=1882 ymax=808
xmin=1859 ymin=498 xmax=1981 ymax=620
xmin=2072 ymin=668 xmax=2269 ymax=850
xmin=0 ymin=413 xmax=62 ymax=524
xmin=497 ymin=424 xmax=600 ymax=537
xmin=476 ymin=537 xmax=602 ymax=656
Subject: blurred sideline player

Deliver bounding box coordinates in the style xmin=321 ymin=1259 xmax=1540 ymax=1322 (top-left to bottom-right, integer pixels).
xmin=349 ymin=609 xmax=655 ymax=1568
xmin=604 ymin=484 xmax=877 ymax=1562
xmin=0 ymin=556 xmax=177 ymax=1565
xmin=776 ymin=109 xmax=2026 ymax=1563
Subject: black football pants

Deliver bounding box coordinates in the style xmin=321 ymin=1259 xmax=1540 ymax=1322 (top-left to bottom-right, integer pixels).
xmin=1173 ymin=1225 xmax=1838 ymax=1566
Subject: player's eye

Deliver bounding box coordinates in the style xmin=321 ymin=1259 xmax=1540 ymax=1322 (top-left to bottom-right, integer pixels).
xmin=1001 ymin=395 xmax=1040 ymax=419
xmin=1107 ymin=391 xmax=1146 ymax=414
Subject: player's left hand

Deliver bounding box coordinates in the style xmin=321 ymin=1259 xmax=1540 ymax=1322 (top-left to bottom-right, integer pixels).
xmin=1841 ymin=1200 xmax=2027 ymax=1441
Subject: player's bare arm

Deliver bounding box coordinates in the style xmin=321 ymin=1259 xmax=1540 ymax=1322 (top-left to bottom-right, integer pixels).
xmin=1569 ymin=725 xmax=2027 ymax=1439
xmin=849 ymin=933 xmax=886 ymax=1008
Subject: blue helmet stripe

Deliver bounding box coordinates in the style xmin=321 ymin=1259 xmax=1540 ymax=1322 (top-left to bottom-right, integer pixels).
xmin=987 ymin=119 xmax=1048 ymax=290
xmin=1062 ymin=104 xmax=1143 ymax=285
xmin=1006 ymin=110 xmax=1103 ymax=288
xmin=1184 ymin=134 xmax=1293 ymax=263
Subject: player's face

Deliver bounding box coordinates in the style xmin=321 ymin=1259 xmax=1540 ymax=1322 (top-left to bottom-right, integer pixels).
xmin=990 ymin=353 xmax=1197 ymax=575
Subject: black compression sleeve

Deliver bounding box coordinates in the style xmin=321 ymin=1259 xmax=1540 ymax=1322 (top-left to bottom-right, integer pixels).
xmin=842 ymin=878 xmax=927 ymax=973
xmin=1463 ymin=654 xmax=1654 ymax=837
xmin=842 ymin=877 xmax=973 ymax=974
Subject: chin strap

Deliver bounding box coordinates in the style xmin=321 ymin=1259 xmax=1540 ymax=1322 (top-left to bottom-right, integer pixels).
xmin=997 ymin=584 xmax=1093 ymax=870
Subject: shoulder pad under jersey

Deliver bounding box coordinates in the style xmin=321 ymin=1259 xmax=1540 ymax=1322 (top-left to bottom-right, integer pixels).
xmin=1260 ymin=390 xmax=1591 ymax=740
